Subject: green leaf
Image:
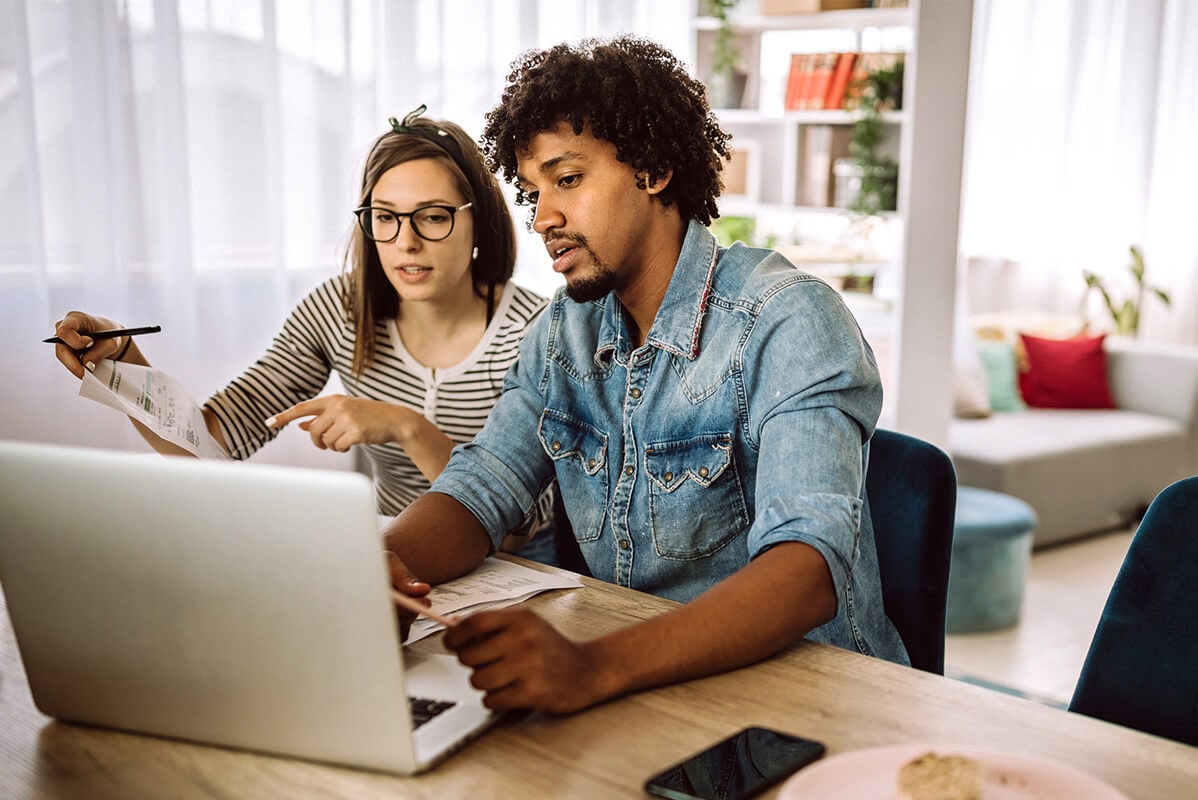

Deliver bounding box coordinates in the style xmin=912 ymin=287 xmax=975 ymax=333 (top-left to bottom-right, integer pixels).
xmin=1129 ymin=245 xmax=1145 ymax=283
xmin=1081 ymin=245 xmax=1169 ymax=334
xmin=1114 ymin=302 xmax=1138 ymax=336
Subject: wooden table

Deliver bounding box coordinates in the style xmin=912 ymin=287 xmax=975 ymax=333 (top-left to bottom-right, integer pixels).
xmin=2 ymin=560 xmax=1194 ymax=799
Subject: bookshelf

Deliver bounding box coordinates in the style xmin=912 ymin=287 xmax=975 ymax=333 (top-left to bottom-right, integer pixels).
xmin=691 ymin=0 xmax=974 ymax=449
xmin=693 ymin=3 xmax=912 ymax=215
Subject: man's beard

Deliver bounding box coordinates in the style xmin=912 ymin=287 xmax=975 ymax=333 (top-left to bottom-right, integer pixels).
xmin=553 ymin=236 xmax=616 ymax=303
xmin=564 ymin=264 xmax=617 ymax=303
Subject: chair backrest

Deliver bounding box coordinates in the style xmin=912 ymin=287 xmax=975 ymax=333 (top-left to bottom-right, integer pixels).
xmin=865 ymin=429 xmax=958 ymax=674
xmin=1068 ymin=476 xmax=1198 ymax=745
xmin=553 ymin=427 xmax=958 ymax=673
xmin=551 ymin=487 xmax=592 ymax=578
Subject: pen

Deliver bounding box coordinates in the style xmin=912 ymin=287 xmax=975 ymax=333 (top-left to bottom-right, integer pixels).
xmin=391 ymin=589 xmax=459 ymax=628
xmin=43 ymin=325 xmax=162 ymax=345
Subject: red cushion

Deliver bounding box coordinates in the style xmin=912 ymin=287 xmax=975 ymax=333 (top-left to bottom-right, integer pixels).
xmin=1017 ymin=333 xmax=1116 ymax=409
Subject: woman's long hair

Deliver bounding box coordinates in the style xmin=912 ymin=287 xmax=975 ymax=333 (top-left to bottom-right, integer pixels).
xmin=344 ymin=118 xmax=517 ymax=376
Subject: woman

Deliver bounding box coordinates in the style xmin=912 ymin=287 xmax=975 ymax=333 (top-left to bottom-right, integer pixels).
xmin=50 ymin=107 xmax=553 ymax=554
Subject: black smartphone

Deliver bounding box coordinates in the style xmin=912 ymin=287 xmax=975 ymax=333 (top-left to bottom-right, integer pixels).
xmin=643 ymin=726 xmax=826 ymax=800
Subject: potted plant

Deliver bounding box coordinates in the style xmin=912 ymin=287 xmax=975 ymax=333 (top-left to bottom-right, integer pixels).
xmin=709 ymin=215 xmax=777 ymax=249
xmin=829 ymin=57 xmax=904 ymax=292
xmin=705 ymin=0 xmax=747 ymax=109
xmin=1082 ymin=245 xmax=1171 ymax=337
xmin=837 ymin=55 xmax=903 ymax=214
xmin=836 ymin=212 xmax=884 ymax=293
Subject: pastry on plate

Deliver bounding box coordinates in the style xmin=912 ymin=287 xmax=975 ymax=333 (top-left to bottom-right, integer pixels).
xmin=897 ymin=751 xmax=984 ymax=800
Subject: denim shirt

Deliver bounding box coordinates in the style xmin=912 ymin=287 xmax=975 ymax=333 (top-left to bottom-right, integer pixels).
xmin=433 ymin=220 xmax=909 ymax=663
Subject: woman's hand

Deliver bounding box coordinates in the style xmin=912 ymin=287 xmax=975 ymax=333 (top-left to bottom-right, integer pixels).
xmin=267 ymin=395 xmax=415 ymax=452
xmin=50 ymin=311 xmax=124 ymax=378
xmin=266 ymin=397 xmax=455 ymax=481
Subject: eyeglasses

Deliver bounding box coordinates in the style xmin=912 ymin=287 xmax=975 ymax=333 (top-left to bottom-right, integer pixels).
xmin=353 ymin=202 xmax=472 ymax=243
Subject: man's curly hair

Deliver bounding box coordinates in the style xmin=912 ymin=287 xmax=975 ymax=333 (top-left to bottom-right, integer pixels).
xmin=480 ymin=35 xmax=733 ymax=226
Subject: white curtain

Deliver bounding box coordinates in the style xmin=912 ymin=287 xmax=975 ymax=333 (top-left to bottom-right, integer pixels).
xmin=0 ymin=0 xmax=689 ymax=464
xmin=958 ymin=0 xmax=1198 ymax=345
xmin=9 ymin=0 xmax=1193 ymax=466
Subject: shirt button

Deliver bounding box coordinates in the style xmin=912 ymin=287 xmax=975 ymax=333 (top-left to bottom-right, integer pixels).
xmin=698 ymin=466 xmax=709 ymax=478
xmin=663 ymin=471 xmax=674 ymax=482
xmin=619 ymin=539 xmax=630 ymax=550
xmin=624 ymin=465 xmax=634 ymax=477
xmin=630 ymin=388 xmax=642 ymax=399
xmin=551 ymin=441 xmax=562 ymax=452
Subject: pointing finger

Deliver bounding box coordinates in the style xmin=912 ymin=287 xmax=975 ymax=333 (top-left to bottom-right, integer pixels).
xmin=266 ymin=396 xmax=330 ymax=427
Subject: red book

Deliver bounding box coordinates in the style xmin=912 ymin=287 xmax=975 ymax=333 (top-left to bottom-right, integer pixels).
xmin=805 ymin=52 xmax=837 ymax=110
xmin=823 ymin=52 xmax=858 ymax=110
xmin=842 ymin=51 xmax=873 ymax=110
xmin=784 ymin=53 xmax=806 ymax=111
xmin=787 ymin=53 xmax=817 ymax=110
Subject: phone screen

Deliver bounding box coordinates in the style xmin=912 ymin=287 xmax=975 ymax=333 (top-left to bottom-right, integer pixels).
xmin=644 ymin=726 xmax=826 ymax=800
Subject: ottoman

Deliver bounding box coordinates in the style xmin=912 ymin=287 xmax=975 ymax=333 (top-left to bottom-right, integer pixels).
xmin=947 ymin=487 xmax=1037 ymax=633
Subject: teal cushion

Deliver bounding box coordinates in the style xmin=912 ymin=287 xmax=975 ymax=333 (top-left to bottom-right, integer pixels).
xmin=977 ymin=340 xmax=1026 ymax=412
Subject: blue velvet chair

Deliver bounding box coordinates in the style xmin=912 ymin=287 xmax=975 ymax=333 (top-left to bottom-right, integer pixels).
xmin=865 ymin=429 xmax=958 ymax=674
xmin=552 ymin=427 xmax=958 ymax=674
xmin=1068 ymin=476 xmax=1198 ymax=745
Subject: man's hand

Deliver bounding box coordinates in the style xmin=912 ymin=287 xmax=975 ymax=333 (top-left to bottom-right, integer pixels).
xmin=268 ymin=395 xmax=413 ymax=452
xmin=442 ymin=607 xmax=607 ymax=714
xmin=439 ymin=542 xmax=837 ymax=716
xmin=386 ymin=551 xmax=432 ymax=642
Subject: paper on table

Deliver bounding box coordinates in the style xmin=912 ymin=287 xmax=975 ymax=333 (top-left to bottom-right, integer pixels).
xmin=79 ymin=360 xmax=229 ymax=460
xmin=405 ymin=557 xmax=584 ymax=643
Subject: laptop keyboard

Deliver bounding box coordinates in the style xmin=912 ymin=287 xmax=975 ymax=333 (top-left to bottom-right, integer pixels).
xmin=409 ymin=696 xmax=457 ymax=729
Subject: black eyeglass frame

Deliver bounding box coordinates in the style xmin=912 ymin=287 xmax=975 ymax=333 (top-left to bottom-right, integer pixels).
xmin=353 ymin=202 xmax=473 ymax=243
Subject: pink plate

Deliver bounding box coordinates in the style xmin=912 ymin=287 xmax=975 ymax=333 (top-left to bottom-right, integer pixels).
xmin=777 ymin=743 xmax=1129 ymax=799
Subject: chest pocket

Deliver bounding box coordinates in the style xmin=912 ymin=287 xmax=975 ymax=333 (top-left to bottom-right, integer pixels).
xmin=644 ymin=433 xmax=749 ymax=560
xmin=538 ymin=409 xmax=608 ymax=542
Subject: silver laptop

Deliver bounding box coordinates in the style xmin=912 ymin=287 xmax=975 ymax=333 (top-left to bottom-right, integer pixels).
xmin=0 ymin=439 xmax=496 ymax=774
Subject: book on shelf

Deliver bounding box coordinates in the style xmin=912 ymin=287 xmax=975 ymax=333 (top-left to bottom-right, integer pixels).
xmin=807 ymin=52 xmax=839 ymax=110
xmin=841 ymin=51 xmax=869 ymax=109
xmin=838 ymin=51 xmax=906 ymax=110
xmin=800 ymin=125 xmax=853 ymax=207
xmin=786 ymin=51 xmax=876 ymax=111
xmin=824 ymin=52 xmax=858 ymax=110
xmin=870 ymin=51 xmax=905 ymax=110
xmin=784 ymin=53 xmax=809 ymax=112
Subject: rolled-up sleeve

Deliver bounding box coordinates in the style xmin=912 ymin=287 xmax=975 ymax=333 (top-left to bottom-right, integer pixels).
xmin=430 ymin=310 xmax=556 ymax=550
xmin=741 ymin=277 xmax=881 ymax=604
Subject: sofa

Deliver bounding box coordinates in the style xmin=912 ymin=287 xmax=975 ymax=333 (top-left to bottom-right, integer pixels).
xmin=949 ymin=336 xmax=1198 ymax=548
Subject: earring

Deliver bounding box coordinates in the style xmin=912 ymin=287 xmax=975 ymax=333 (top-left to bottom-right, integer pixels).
xmin=472 ymin=245 xmax=479 ymax=260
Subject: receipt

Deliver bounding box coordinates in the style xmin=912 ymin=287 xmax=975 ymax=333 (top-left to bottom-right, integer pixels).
xmin=79 ymin=360 xmax=229 ymax=459
xmin=404 ymin=557 xmax=584 ymax=644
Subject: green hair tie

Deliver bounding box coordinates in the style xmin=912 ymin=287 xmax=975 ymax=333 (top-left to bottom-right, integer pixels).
xmin=387 ymin=104 xmax=465 ymax=167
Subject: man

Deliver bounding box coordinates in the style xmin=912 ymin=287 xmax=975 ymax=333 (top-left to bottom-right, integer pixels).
xmin=384 ymin=35 xmax=907 ymax=714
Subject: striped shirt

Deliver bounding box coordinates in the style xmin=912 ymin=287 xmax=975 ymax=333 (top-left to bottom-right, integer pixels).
xmin=205 ymin=275 xmax=550 ymax=521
